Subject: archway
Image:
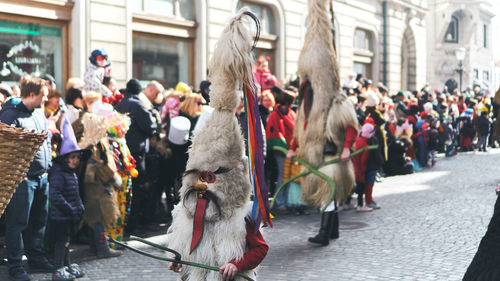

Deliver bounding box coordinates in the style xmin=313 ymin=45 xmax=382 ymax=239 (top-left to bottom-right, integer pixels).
xmin=401 ymin=27 xmax=416 ymax=91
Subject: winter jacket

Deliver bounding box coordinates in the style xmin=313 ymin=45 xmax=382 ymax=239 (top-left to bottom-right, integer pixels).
xmin=266 ymin=105 xmax=295 ymax=151
xmin=83 ymin=64 xmax=112 ymax=97
xmin=0 ymin=98 xmax=51 ymax=177
xmin=115 ymin=93 xmax=157 ymax=155
xmin=48 ymin=161 xmax=84 ymax=221
xmin=477 ymin=116 xmax=491 ymax=137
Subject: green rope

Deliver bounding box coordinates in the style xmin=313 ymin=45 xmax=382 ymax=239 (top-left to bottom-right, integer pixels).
xmin=109 ymin=237 xmax=254 ymax=281
xmin=270 ymin=145 xmax=378 ymax=212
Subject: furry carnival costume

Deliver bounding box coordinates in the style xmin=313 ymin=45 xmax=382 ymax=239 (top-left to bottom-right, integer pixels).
xmin=295 ymin=0 xmax=358 ymax=245
xmin=166 ymin=9 xmax=269 ymax=281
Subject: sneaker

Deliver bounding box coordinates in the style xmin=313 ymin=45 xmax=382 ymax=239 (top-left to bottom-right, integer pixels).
xmin=28 ymin=259 xmax=55 ymax=273
xmin=8 ymin=267 xmax=30 ymax=281
xmin=342 ymin=203 xmax=356 ymax=211
xmin=66 ymin=264 xmax=84 ymax=278
xmin=356 ymin=205 xmax=373 ymax=212
xmin=367 ymin=202 xmax=381 ymax=209
xmin=52 ymin=267 xmax=75 ymax=281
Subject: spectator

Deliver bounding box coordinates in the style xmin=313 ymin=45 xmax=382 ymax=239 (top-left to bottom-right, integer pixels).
xmin=83 ymin=49 xmax=112 ymax=97
xmin=0 ymin=76 xmax=54 ymax=281
xmin=115 ymin=78 xmax=157 ymax=232
xmin=48 ymin=118 xmax=87 ymax=281
xmin=265 ymin=89 xmax=297 ymax=212
xmin=477 ymin=110 xmax=491 ymax=152
xmin=258 ymin=89 xmax=275 ymax=128
xmin=254 ymin=56 xmax=278 ymax=91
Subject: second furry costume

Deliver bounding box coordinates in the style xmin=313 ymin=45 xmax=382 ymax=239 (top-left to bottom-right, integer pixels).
xmin=294 ymin=0 xmax=358 ymax=245
xmin=166 ymin=9 xmax=268 ymax=281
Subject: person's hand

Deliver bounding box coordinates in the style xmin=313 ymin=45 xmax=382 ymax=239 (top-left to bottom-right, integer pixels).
xmin=286 ymin=149 xmax=297 ymax=159
xmin=168 ymin=261 xmax=181 ymax=272
xmin=219 ymin=263 xmax=238 ymax=280
xmin=340 ymin=147 xmax=351 ymax=162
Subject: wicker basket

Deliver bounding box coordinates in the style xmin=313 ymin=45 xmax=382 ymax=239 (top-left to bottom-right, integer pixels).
xmin=0 ymin=122 xmax=48 ymax=216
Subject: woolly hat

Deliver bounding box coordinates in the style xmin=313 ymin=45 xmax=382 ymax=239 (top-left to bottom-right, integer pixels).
xmin=126 ymin=78 xmax=142 ymax=95
xmin=175 ymin=82 xmax=191 ymax=94
xmin=365 ymin=90 xmax=379 ymax=107
xmin=361 ymin=123 xmax=375 ymax=138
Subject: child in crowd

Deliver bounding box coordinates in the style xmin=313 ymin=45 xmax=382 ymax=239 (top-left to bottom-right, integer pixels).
xmin=48 ymin=118 xmax=87 ymax=281
xmin=477 ymin=110 xmax=491 ymax=152
xmin=353 ymin=123 xmax=384 ymax=211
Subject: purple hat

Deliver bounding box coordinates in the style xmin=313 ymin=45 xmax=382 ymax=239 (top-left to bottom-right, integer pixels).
xmin=58 ymin=116 xmax=90 ymax=159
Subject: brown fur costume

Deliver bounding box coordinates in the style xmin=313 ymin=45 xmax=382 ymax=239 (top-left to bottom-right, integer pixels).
xmin=295 ymin=0 xmax=359 ymax=207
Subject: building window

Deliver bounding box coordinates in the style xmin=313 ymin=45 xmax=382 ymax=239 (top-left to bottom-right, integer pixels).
xmin=132 ymin=0 xmax=194 ymax=20
xmin=237 ymin=1 xmax=278 ymax=73
xmin=353 ymin=28 xmax=374 ymax=79
xmin=444 ymin=16 xmax=458 ymax=43
xmin=355 ymin=29 xmax=372 ymax=51
xmin=133 ymin=33 xmax=192 ymax=88
xmin=0 ymin=19 xmax=64 ymax=87
xmin=483 ymin=24 xmax=487 ymax=48
xmin=474 ymin=69 xmax=479 ymax=79
xmin=483 ymin=71 xmax=489 ymax=82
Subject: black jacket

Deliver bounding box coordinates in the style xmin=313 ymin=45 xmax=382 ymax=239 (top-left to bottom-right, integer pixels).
xmin=477 ymin=116 xmax=491 ymax=136
xmin=0 ymin=98 xmax=51 ymax=177
xmin=48 ymin=160 xmax=84 ymax=221
xmin=115 ymin=93 xmax=157 ymax=155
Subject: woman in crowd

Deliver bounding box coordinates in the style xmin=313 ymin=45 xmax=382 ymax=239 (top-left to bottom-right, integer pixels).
xmin=265 ymin=89 xmax=297 ymax=212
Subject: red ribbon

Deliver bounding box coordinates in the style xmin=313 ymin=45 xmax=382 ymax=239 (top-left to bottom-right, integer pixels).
xmin=190 ymin=196 xmax=208 ymax=254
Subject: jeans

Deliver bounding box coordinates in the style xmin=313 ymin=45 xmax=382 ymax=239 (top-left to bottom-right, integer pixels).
xmin=273 ymin=152 xmax=287 ymax=209
xmin=5 ymin=175 xmax=49 ymax=269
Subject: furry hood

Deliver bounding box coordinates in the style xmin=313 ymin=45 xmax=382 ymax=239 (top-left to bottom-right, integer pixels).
xmin=178 ymin=8 xmax=256 ymax=222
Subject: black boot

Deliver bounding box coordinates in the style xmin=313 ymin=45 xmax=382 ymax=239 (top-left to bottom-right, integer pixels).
xmin=308 ymin=211 xmax=334 ymax=246
xmin=330 ymin=211 xmax=339 ymax=239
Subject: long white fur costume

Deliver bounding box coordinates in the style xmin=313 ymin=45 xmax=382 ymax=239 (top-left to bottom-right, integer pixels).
xmin=166 ymin=9 xmax=260 ymax=281
xmin=296 ymin=0 xmax=359 ymax=207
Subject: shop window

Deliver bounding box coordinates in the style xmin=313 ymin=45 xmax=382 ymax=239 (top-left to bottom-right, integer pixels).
xmin=133 ymin=34 xmax=192 ymax=88
xmin=132 ymin=0 xmax=194 ymax=20
xmin=444 ymin=16 xmax=459 ymax=43
xmin=0 ymin=20 xmax=63 ymax=87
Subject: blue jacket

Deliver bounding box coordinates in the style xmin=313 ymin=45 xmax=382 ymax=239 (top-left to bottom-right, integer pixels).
xmin=48 ymin=161 xmax=84 ymax=221
xmin=114 ymin=93 xmax=156 ymax=155
xmin=0 ymin=98 xmax=51 ymax=177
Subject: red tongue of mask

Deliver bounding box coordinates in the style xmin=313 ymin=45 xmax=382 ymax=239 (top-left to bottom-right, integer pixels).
xmin=190 ymin=190 xmax=209 ymax=254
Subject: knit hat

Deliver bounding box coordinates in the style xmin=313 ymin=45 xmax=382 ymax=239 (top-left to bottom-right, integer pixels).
xmin=365 ymin=90 xmax=379 ymax=107
xmin=361 ymin=123 xmax=375 ymax=138
xmin=126 ymin=78 xmax=142 ymax=95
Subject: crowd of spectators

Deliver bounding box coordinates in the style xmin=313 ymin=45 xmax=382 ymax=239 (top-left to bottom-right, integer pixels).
xmin=0 ymin=49 xmax=499 ymax=280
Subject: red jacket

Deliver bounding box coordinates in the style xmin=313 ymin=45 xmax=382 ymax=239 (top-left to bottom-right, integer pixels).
xmin=353 ymin=136 xmax=370 ymax=183
xmin=266 ymin=105 xmax=296 ymax=150
xmin=230 ymin=220 xmax=269 ymax=272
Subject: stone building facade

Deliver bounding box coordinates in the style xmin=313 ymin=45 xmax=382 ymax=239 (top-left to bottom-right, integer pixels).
xmin=426 ymin=0 xmax=496 ymax=92
xmin=1 ymin=0 xmax=497 ymax=95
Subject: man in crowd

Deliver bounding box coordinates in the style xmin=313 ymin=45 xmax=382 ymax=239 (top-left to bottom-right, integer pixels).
xmin=0 ymin=76 xmax=53 ymax=281
xmin=115 ymin=78 xmax=157 ymax=233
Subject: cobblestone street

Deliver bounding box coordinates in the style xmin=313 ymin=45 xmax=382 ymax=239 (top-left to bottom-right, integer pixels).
xmin=2 ymin=149 xmax=499 ymax=281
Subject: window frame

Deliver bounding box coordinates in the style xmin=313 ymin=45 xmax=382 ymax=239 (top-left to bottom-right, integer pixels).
xmin=444 ymin=15 xmax=459 ymax=43
xmin=353 ymin=28 xmax=374 ymax=79
xmin=132 ymin=31 xmax=194 ymax=88
xmin=0 ymin=12 xmax=69 ymax=89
